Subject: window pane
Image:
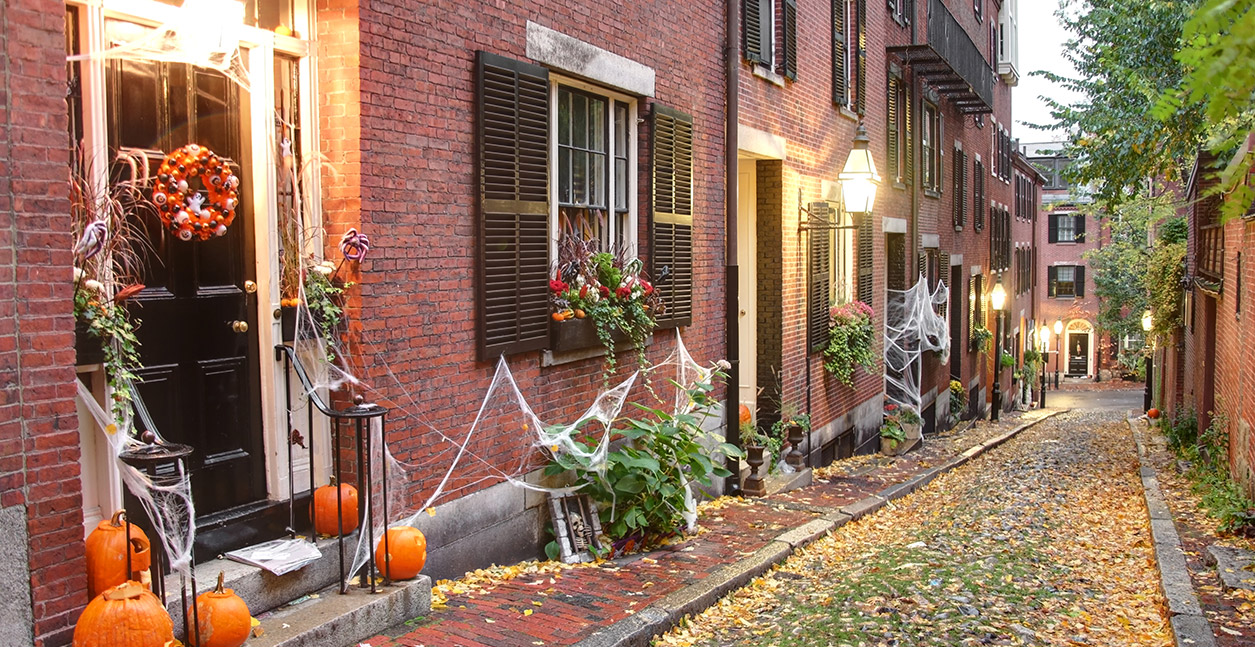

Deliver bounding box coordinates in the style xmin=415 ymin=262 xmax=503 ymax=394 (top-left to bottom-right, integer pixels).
xmin=558 ymin=147 xmax=572 ymax=203
xmin=591 ymin=153 xmax=605 ymax=207
xmin=572 ymin=92 xmax=587 ymax=149
xmin=615 ymin=103 xmax=628 ymax=153
xmin=558 ymin=88 xmax=571 ymax=146
xmin=615 ymin=158 xmax=627 ymax=211
xmin=589 ymin=95 xmax=605 ymax=152
xmin=572 ymin=150 xmax=587 ymax=204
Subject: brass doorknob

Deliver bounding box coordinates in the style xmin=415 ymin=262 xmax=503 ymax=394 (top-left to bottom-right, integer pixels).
xmin=243 ymin=280 xmax=258 ymax=294
xmin=230 ymin=320 xmax=249 ymax=333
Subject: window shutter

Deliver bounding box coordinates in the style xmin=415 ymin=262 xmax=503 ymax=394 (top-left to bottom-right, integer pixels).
xmin=904 ymin=82 xmax=914 ymax=186
xmin=476 ymin=51 xmax=551 ymax=361
xmin=783 ymin=0 xmax=798 ymax=80
xmin=887 ymin=77 xmax=899 ymax=182
xmin=937 ymin=251 xmax=950 ymax=317
xmin=745 ymin=0 xmax=767 ymax=64
xmin=952 ymin=146 xmax=963 ymax=228
xmin=1075 ymin=214 xmax=1086 ymax=242
xmin=967 ymin=276 xmax=978 ymax=350
xmin=1047 ymin=266 xmax=1057 ymax=298
xmin=651 ymin=104 xmax=695 ymax=328
xmin=1075 ymin=266 xmax=1086 ymax=297
xmin=857 ymin=213 xmax=874 ymax=304
xmin=856 ymin=0 xmax=867 ymax=114
xmin=809 ymin=225 xmax=831 ymax=352
xmin=918 ymin=252 xmax=927 ymax=283
xmin=973 ymin=161 xmax=984 ymax=232
xmin=832 ymin=0 xmax=847 ymax=106
xmin=1048 ymin=214 xmax=1058 ymax=243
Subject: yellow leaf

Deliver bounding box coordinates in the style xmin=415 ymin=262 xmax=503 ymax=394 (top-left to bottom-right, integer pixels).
xmin=427 ymin=507 xmax=437 ymax=517
xmin=524 ymin=609 xmax=534 ymax=616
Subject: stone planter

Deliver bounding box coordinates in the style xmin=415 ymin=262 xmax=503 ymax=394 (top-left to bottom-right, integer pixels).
xmin=880 ymin=436 xmax=904 ymax=456
xmin=742 ymin=445 xmax=767 ymax=496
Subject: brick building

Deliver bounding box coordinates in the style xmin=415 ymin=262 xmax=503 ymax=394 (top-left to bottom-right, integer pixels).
xmin=733 ymin=0 xmax=1027 ymax=452
xmin=7 ymin=1 xmax=727 ymax=644
xmin=1158 ymin=142 xmax=1255 ymax=496
xmin=1023 ymin=142 xmax=1111 ymax=382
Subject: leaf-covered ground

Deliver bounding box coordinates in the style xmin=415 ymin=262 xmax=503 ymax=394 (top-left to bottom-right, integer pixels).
xmin=656 ymin=409 xmax=1172 ymax=647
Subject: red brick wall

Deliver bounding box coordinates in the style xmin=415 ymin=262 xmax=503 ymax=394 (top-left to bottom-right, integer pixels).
xmin=316 ymin=1 xmax=728 ymax=506
xmin=0 ymin=1 xmax=81 ymax=645
xmin=1033 ymin=193 xmax=1102 ymax=375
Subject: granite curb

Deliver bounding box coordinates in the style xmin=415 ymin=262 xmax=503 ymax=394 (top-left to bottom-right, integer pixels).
xmin=1127 ymin=414 xmax=1218 ymax=647
xmin=571 ymin=410 xmax=1065 ymax=647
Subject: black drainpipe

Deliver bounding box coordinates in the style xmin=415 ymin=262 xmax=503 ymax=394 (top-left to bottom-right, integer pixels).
xmin=723 ymin=0 xmax=742 ymax=496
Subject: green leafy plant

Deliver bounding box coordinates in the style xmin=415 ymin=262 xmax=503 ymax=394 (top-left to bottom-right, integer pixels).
xmin=970 ymin=326 xmax=993 ymax=353
xmin=1000 ymin=351 xmax=1015 ymax=369
xmin=304 ymin=261 xmax=352 ymax=362
xmin=74 ymin=289 xmax=143 ymax=423
xmin=544 ymin=366 xmax=743 ymax=552
xmin=823 ymin=301 xmax=877 ymax=387
xmin=949 ymin=379 xmax=968 ymax=415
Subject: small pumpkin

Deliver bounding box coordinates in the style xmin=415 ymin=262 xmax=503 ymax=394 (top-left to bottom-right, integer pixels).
xmin=738 ymin=404 xmax=752 ymax=426
xmin=85 ymin=510 xmax=152 ymax=600
xmin=374 ymin=526 xmax=427 ymax=580
xmin=310 ymin=480 xmax=359 ymax=536
xmin=1148 ymin=407 xmax=1161 ymax=419
xmin=73 ymin=580 xmax=173 ymax=647
xmin=187 ymin=572 xmax=251 ymax=647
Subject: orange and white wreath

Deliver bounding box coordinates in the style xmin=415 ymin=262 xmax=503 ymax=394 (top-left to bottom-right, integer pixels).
xmin=152 ymin=144 xmax=240 ymax=241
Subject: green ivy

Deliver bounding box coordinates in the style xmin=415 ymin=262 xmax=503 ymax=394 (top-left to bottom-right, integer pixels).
xmin=75 ymin=290 xmax=143 ymax=423
xmin=822 ymin=303 xmax=877 ymax=387
xmin=305 ymin=270 xmax=351 ymax=363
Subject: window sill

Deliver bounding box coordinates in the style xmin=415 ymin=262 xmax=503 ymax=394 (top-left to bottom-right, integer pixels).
xmin=751 ymin=65 xmax=786 ymax=87
xmin=892 ymin=181 xmax=907 ymax=191
xmin=837 ymin=106 xmax=859 ymax=122
xmin=953 ymin=225 xmax=964 ymax=232
xmin=923 ymin=188 xmax=941 ymax=199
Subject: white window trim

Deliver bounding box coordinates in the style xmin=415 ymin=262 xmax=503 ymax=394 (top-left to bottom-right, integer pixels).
xmin=547 ymin=74 xmax=639 ymax=262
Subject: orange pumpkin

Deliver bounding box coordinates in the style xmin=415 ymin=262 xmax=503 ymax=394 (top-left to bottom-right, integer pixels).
xmin=374 ymin=526 xmax=427 ymax=580
xmin=187 ymin=572 xmax=251 ymax=647
xmin=73 ymin=581 xmax=173 ymax=647
xmin=85 ymin=510 xmax=152 ymax=601
xmin=1148 ymin=408 xmax=1161 ymax=419
xmin=310 ymin=481 xmax=359 ymax=536
xmin=738 ymin=404 xmax=752 ymax=426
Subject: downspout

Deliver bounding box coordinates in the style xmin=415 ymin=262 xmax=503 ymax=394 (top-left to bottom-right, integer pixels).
xmin=724 ymin=0 xmax=742 ymax=496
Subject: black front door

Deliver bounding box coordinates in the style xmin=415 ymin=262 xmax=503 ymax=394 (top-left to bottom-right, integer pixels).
xmin=1068 ymin=333 xmax=1089 ymax=376
xmin=106 ymin=27 xmax=266 ymax=529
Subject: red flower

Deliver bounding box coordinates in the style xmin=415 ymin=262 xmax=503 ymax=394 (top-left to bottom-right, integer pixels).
xmin=599 ymin=285 xmax=611 ymax=298
xmin=616 ymin=286 xmax=631 ymax=299
xmin=641 ymin=281 xmax=654 ymax=295
xmin=549 ymin=279 xmax=568 ymax=293
xmin=580 ymin=284 xmax=589 ymax=299
xmin=885 ymin=404 xmax=899 ymax=412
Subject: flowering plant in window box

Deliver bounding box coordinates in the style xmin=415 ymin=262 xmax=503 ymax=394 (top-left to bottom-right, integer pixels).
xmin=970 ymin=325 xmax=993 ymax=353
xmin=550 ymin=236 xmax=661 ymax=379
xmin=822 ymin=300 xmax=877 ymax=387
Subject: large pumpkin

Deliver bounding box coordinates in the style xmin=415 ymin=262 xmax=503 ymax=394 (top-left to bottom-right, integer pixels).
xmin=73 ymin=581 xmax=173 ymax=647
xmin=1148 ymin=408 xmax=1161 ymax=420
xmin=738 ymin=404 xmax=752 ymax=426
xmin=310 ymin=481 xmax=359 ymax=536
xmin=85 ymin=510 xmax=152 ymax=600
xmin=187 ymin=572 xmax=251 ymax=647
xmin=374 ymin=526 xmax=427 ymax=580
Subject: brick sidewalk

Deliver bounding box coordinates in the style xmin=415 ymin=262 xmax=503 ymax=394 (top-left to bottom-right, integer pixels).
xmin=355 ymin=409 xmax=1055 ymax=647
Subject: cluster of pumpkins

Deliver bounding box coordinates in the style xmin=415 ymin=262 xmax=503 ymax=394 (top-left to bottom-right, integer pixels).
xmin=74 ymin=485 xmax=428 ymax=647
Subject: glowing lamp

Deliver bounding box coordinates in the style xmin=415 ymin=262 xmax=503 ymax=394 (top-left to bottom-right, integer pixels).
xmin=839 ymin=122 xmax=881 ymax=215
xmin=990 ymin=280 xmax=1007 ymax=312
xmin=1142 ymin=310 xmax=1153 ymax=332
xmin=1053 ymin=318 xmax=1063 ymax=335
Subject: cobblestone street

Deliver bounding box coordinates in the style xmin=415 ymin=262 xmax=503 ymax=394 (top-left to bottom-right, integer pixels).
xmin=658 ymin=407 xmax=1171 ymax=647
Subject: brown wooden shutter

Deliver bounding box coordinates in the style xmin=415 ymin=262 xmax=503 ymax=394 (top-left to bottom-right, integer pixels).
xmin=745 ymin=0 xmax=767 ymax=64
xmin=887 ymin=77 xmax=899 ymax=183
xmin=857 ymin=213 xmax=874 ymax=304
xmin=476 ymin=51 xmax=550 ymax=361
xmin=1047 ymin=266 xmax=1057 ymax=298
xmin=809 ymin=224 xmax=831 ymax=352
xmin=937 ymin=251 xmax=950 ymax=318
xmin=1047 ymin=213 xmax=1058 ymax=243
xmin=1075 ymin=213 xmax=1086 ymax=242
xmin=832 ymin=0 xmax=847 ymax=106
xmin=651 ymin=104 xmax=694 ymax=328
xmin=973 ymin=160 xmax=985 ymax=232
xmin=918 ymin=252 xmax=927 ymax=284
xmin=967 ymin=275 xmax=978 ymax=350
xmin=783 ymin=0 xmax=798 ymax=80
xmin=952 ymin=146 xmax=963 ymax=228
xmin=904 ymin=81 xmax=914 ymax=186
xmin=856 ymin=0 xmax=867 ymax=114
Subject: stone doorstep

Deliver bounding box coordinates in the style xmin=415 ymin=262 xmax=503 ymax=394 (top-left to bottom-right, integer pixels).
xmin=247 ymin=576 xmax=431 ymax=647
xmin=164 ymin=532 xmax=431 ymax=647
xmin=166 ymin=534 xmax=360 ymax=629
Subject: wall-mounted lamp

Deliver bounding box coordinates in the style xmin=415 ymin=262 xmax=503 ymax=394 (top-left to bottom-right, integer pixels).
xmin=839 ymin=121 xmax=881 ymax=216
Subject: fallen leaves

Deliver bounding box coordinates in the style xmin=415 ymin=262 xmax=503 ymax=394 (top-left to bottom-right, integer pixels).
xmin=655 ymin=411 xmax=1173 ymax=647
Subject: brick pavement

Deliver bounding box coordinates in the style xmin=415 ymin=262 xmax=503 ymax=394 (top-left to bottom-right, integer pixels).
xmin=355 ymin=410 xmax=1049 ymax=647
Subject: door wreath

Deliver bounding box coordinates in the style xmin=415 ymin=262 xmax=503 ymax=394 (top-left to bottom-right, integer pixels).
xmin=152 ymin=143 xmax=240 ymax=241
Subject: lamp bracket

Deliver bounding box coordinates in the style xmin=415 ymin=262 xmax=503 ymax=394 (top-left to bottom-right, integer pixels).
xmin=797 ymin=189 xmax=858 ymax=232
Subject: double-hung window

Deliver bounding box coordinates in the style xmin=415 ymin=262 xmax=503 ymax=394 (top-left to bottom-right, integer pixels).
xmin=1047 ymin=265 xmax=1085 ymax=299
xmin=555 ymin=83 xmax=635 ymax=254
xmin=922 ymin=102 xmax=941 ymax=193
xmin=1049 ymin=212 xmax=1084 ymax=243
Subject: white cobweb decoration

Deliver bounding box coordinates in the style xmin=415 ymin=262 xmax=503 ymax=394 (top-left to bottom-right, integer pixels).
xmin=341 ymin=331 xmax=720 ymax=585
xmin=67 ymin=0 xmax=251 ymax=92
xmin=884 ymin=274 xmax=951 ymax=424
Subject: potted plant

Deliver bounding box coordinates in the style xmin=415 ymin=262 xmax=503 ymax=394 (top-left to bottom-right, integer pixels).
xmin=822 ymin=300 xmax=877 ymax=387
xmin=879 ymin=410 xmax=907 ymax=455
xmin=738 ymin=405 xmax=770 ymax=496
xmin=970 ymin=325 xmax=993 ymax=353
xmin=947 ymin=379 xmax=968 ymax=426
xmin=771 ymin=409 xmax=811 ymax=468
xmin=70 ymin=150 xmax=153 ymax=424
xmin=549 ymin=235 xmax=661 ymax=381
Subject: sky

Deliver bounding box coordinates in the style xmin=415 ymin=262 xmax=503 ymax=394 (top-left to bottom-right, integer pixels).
xmin=1011 ymin=0 xmax=1081 ymax=148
